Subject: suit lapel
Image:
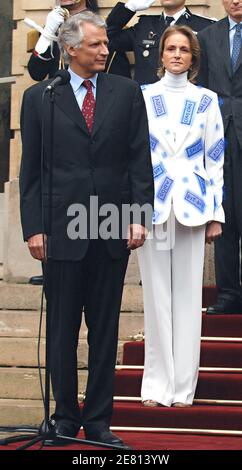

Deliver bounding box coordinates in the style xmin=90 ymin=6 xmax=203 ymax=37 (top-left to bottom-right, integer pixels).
xmin=52 ymin=74 xmax=115 ymax=137
xmin=155 ymin=81 xmax=196 ymax=153
xmin=148 ymin=81 xmax=175 ymax=152
xmin=174 ymin=82 xmax=199 ymax=153
xmin=54 ymin=83 xmax=89 ymax=135
xmin=158 ymin=13 xmax=166 ymax=31
xmin=218 ymin=18 xmax=232 ymax=78
xmin=92 ymin=73 xmax=114 ymax=137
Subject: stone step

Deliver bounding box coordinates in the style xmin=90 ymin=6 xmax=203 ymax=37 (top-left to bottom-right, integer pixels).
xmin=0 ymin=311 xmax=143 ymax=340
xmin=0 ymin=367 xmax=88 ymax=400
xmin=0 ymin=282 xmax=43 ymax=311
xmin=0 ymin=399 xmax=54 ymax=427
xmin=0 ymin=281 xmax=143 ymax=312
xmin=0 ymin=337 xmax=125 ymax=368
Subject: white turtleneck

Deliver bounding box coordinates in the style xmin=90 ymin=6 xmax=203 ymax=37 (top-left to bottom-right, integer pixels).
xmin=162 ymin=70 xmax=189 ymax=143
xmin=162 ymin=69 xmax=188 ymax=91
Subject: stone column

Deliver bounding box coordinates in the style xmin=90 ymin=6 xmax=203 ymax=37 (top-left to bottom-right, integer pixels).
xmin=3 ymin=179 xmax=41 ymax=282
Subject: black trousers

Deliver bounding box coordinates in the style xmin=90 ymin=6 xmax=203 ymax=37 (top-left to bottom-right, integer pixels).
xmin=215 ymin=121 xmax=242 ymax=301
xmin=45 ymin=239 xmax=129 ymax=433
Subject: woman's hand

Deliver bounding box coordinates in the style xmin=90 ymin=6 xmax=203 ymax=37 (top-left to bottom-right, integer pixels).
xmin=205 ymin=221 xmax=222 ymax=244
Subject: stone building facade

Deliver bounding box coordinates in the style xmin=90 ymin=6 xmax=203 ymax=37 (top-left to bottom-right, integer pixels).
xmin=1 ymin=1 xmax=226 ymax=281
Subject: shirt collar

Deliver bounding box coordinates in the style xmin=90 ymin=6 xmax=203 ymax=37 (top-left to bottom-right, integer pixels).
xmin=69 ymin=67 xmax=98 ymax=92
xmin=228 ymin=16 xmax=242 ymax=31
xmin=164 ymin=7 xmax=186 ymax=23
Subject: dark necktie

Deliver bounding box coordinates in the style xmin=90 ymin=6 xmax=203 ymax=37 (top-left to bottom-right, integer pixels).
xmin=82 ymin=79 xmax=96 ymax=133
xmin=165 ymin=16 xmax=175 ymax=27
xmin=231 ymin=23 xmax=242 ymax=72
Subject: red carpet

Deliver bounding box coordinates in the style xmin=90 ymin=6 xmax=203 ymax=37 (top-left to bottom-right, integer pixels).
xmin=202 ymin=285 xmax=218 ymax=307
xmin=1 ymin=286 xmax=241 ymax=451
xmin=123 ymin=339 xmax=242 ymax=367
xmin=111 ymin=402 xmax=242 ymax=431
xmin=111 ymin=289 xmax=242 ymax=447
xmin=0 ymin=430 xmax=242 ymax=450
xmin=114 ymin=370 xmax=242 ymax=401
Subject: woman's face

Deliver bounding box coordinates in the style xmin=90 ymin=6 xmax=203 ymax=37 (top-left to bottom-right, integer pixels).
xmin=161 ymin=32 xmax=193 ymax=75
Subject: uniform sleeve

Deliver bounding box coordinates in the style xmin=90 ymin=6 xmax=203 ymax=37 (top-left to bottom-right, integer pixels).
xmin=27 ymin=43 xmax=60 ymax=81
xmin=204 ymin=93 xmax=225 ymax=223
xmin=107 ymin=1 xmax=136 ymax=53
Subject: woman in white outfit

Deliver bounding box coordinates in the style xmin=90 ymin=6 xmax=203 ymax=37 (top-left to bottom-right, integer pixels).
xmin=138 ymin=26 xmax=225 ymax=408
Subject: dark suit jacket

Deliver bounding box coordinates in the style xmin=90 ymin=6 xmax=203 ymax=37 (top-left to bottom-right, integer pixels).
xmin=20 ymin=72 xmax=154 ymax=261
xmin=198 ymin=17 xmax=242 ymax=148
xmin=107 ymin=2 xmax=215 ymax=84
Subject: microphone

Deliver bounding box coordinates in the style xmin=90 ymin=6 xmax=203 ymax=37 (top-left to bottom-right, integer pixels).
xmin=46 ymin=70 xmax=71 ymax=91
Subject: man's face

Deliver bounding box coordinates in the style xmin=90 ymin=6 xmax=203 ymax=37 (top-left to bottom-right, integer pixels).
xmin=160 ymin=0 xmax=186 ymax=12
xmin=223 ymin=0 xmax=242 ymax=21
xmin=67 ymin=23 xmax=109 ymax=77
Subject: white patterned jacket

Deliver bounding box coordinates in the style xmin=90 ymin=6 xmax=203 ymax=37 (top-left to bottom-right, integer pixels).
xmin=142 ymin=79 xmax=225 ymax=226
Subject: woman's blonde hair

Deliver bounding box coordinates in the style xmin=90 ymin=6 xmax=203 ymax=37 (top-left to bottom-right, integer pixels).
xmin=157 ymin=25 xmax=200 ymax=83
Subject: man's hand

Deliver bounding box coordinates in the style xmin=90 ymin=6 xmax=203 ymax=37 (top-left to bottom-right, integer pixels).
xmin=205 ymin=221 xmax=222 ymax=244
xmin=27 ymin=234 xmax=47 ymax=261
xmin=127 ymin=224 xmax=148 ymax=250
xmin=125 ymin=0 xmax=156 ymax=13
xmin=35 ymin=7 xmax=65 ymax=54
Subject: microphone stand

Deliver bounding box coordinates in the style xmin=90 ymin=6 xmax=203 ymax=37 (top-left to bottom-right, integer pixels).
xmin=0 ymin=85 xmax=124 ymax=451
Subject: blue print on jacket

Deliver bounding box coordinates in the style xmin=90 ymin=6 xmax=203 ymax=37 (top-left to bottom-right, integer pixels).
xmin=184 ymin=190 xmax=206 ymax=214
xmin=207 ymin=139 xmax=224 ymax=162
xmin=153 ymin=162 xmax=166 ymax=179
xmin=150 ymin=134 xmax=159 ymax=151
xmin=157 ymin=177 xmax=174 ymax=202
xmin=194 ymin=173 xmax=207 ymax=196
xmin=185 ymin=138 xmax=203 ymax=159
xmin=197 ymin=94 xmax=212 ymax=113
xmin=151 ymin=95 xmax=167 ymax=118
xmin=152 ymin=210 xmax=160 ymax=222
xmin=181 ymin=100 xmax=196 ymax=125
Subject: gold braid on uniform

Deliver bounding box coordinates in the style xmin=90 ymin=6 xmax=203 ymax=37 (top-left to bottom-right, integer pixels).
xmin=58 ymin=7 xmax=70 ymax=70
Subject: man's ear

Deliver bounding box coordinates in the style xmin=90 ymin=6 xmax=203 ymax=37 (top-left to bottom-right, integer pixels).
xmin=65 ymin=44 xmax=77 ymax=58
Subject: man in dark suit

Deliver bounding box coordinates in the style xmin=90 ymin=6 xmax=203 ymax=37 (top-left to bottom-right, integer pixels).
xmin=28 ymin=1 xmax=131 ymax=287
xmin=20 ymin=11 xmax=154 ymax=446
xmin=107 ymin=0 xmax=215 ymax=84
xmin=198 ymin=0 xmax=242 ymax=314
xmin=27 ymin=0 xmax=131 ymax=83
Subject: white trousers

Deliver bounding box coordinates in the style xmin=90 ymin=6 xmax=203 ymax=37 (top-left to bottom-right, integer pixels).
xmin=137 ymin=209 xmax=206 ymax=406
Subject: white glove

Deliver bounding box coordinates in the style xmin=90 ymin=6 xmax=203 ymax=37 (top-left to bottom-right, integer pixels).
xmin=125 ymin=0 xmax=156 ymax=12
xmin=35 ymin=7 xmax=65 ymax=55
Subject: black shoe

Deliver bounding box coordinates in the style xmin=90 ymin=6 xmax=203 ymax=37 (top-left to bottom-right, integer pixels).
xmin=43 ymin=421 xmax=80 ymax=447
xmin=29 ymin=275 xmax=43 ymax=286
xmin=206 ymin=298 xmax=242 ymax=315
xmin=85 ymin=429 xmax=131 ymax=449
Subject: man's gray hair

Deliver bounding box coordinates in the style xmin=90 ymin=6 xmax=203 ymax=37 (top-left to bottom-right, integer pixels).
xmin=58 ymin=11 xmax=106 ymax=64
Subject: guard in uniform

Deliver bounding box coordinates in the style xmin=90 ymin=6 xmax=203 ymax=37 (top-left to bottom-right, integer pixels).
xmin=107 ymin=0 xmax=216 ymax=84
xmin=27 ymin=0 xmax=131 ymax=81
